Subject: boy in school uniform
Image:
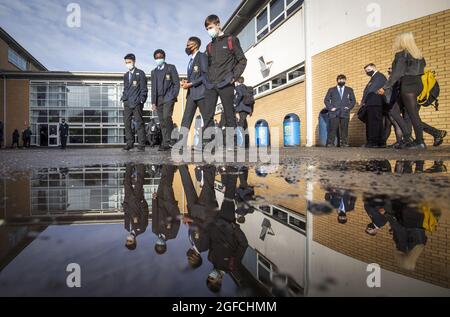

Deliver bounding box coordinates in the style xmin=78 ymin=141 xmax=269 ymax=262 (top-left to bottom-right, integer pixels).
xmin=204 ymin=14 xmax=247 ymax=150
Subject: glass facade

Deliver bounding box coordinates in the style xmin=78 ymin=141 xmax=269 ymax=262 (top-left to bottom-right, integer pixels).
xmin=29 ymin=80 xmax=156 ymax=146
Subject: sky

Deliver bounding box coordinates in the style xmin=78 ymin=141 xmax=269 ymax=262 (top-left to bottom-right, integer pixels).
xmin=0 ymin=0 xmax=241 ymax=73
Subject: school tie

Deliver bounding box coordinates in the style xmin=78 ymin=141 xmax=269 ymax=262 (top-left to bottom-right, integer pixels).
xmin=339 ymin=87 xmax=344 ymax=99
xmin=128 ymin=71 xmax=132 ymax=83
xmin=339 ymin=198 xmax=346 ymax=212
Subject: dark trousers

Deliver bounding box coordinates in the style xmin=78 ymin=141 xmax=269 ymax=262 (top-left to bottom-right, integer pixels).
xmin=328 ymin=117 xmax=349 ymax=146
xmin=124 ymin=104 xmax=146 ymax=148
xmin=366 ymin=105 xmax=384 ymax=146
xmin=60 ymin=136 xmax=68 ymax=148
xmin=403 ymin=104 xmax=441 ymax=139
xmin=181 ymin=96 xmax=214 ymax=141
xmin=205 ymin=84 xmax=236 ymax=130
xmin=156 ymin=100 xmax=175 ymax=147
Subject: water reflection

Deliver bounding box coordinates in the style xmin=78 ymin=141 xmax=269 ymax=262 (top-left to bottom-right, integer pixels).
xmin=0 ymin=161 xmax=449 ymax=297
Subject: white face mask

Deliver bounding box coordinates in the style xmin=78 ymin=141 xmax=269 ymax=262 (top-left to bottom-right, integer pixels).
xmin=207 ymin=28 xmax=219 ymax=39
xmin=126 ymin=63 xmax=135 ymax=71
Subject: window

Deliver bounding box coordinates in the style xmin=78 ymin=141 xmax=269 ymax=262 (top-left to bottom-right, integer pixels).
xmin=238 ymin=19 xmax=256 ymax=52
xmin=270 ymin=0 xmax=285 ymax=29
xmin=8 ymin=48 xmax=28 ymax=71
xmin=272 ymin=74 xmax=287 ymax=89
xmin=288 ymin=66 xmax=305 ymax=81
xmin=258 ymin=82 xmax=270 ymax=94
xmin=252 ymin=0 xmax=303 ymax=43
xmin=256 ymin=8 xmax=269 ymax=41
xmin=287 ymin=0 xmax=303 ymax=16
xmin=254 ymin=64 xmax=305 ymax=97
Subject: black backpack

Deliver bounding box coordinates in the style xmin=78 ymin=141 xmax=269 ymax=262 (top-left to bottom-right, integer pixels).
xmin=242 ymin=85 xmax=255 ymax=106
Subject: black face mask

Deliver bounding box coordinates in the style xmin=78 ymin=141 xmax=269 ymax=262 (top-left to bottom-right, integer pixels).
xmin=366 ymin=71 xmax=375 ymax=77
xmin=337 ymin=82 xmax=345 ymax=87
xmin=185 ymin=48 xmax=192 ymax=56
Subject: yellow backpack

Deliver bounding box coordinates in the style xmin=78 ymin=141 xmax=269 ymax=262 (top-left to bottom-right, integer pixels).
xmin=418 ymin=69 xmax=440 ymax=111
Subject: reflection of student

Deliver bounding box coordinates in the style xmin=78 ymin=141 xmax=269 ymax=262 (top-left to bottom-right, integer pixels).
xmin=324 ymin=188 xmax=356 ymax=224
xmin=364 ymin=195 xmax=391 ymax=236
xmin=206 ymin=167 xmax=248 ymax=293
xmin=364 ymin=196 xmax=440 ymax=271
xmin=123 ymin=164 xmax=149 ymax=250
xmin=152 ymin=165 xmax=180 ymax=255
xmin=179 ymin=165 xmax=218 ymax=269
xmin=235 ymin=166 xmax=255 ymax=224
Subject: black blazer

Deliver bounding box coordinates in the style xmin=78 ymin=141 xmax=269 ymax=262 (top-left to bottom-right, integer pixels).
xmin=324 ymin=86 xmax=356 ymax=118
xmin=123 ymin=165 xmax=149 ymax=237
xmin=121 ymin=67 xmax=148 ymax=108
xmin=187 ymin=52 xmax=208 ymax=101
xmin=151 ymin=63 xmax=180 ymax=105
xmin=362 ymin=72 xmax=387 ymax=106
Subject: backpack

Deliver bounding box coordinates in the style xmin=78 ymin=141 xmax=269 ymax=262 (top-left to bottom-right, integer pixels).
xmin=418 ymin=69 xmax=440 ymax=111
xmin=207 ymin=35 xmax=234 ymax=55
xmin=242 ymin=85 xmax=255 ymax=106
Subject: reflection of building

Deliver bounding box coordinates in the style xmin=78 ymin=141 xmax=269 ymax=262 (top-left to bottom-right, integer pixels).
xmin=3 ymin=165 xmax=160 ymax=223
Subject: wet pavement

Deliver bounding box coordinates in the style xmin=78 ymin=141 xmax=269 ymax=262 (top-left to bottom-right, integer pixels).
xmin=0 ymin=148 xmax=449 ymax=297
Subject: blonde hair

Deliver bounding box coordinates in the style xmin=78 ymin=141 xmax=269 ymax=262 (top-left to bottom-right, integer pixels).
xmin=393 ymin=32 xmax=423 ymax=59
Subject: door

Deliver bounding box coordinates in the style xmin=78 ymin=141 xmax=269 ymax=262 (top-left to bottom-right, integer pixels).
xmin=48 ymin=124 xmax=59 ymax=147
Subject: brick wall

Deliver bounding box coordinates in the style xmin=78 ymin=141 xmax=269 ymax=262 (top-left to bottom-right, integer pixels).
xmin=4 ymin=79 xmax=29 ymax=146
xmin=312 ymin=9 xmax=450 ymax=146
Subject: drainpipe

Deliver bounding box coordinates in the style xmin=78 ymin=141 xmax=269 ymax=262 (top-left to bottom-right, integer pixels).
xmin=3 ymin=75 xmax=6 ymax=148
xmin=304 ymin=0 xmax=314 ymax=147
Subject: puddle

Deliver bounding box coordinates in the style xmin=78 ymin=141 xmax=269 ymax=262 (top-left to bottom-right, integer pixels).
xmin=0 ymin=161 xmax=449 ymax=297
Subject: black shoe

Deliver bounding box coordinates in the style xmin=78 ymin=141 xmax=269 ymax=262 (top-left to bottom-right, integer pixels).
xmin=433 ymin=130 xmax=447 ymax=147
xmin=123 ymin=145 xmax=133 ymax=151
xmin=405 ymin=141 xmax=427 ymax=150
xmin=377 ymin=144 xmax=387 ymax=148
xmin=136 ymin=147 xmax=145 ymax=152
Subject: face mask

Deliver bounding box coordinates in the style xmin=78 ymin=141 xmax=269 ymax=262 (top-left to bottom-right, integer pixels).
xmin=126 ymin=63 xmax=135 ymax=70
xmin=156 ymin=237 xmax=166 ymax=246
xmin=185 ymin=47 xmax=192 ymax=56
xmin=338 ymin=82 xmax=345 ymax=87
xmin=366 ymin=70 xmax=375 ymax=77
xmin=208 ymin=269 xmax=222 ymax=280
xmin=155 ymin=59 xmax=165 ymax=67
xmin=207 ymin=28 xmax=218 ymax=39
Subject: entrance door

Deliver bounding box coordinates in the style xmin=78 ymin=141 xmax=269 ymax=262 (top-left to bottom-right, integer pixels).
xmin=48 ymin=124 xmax=59 ymax=147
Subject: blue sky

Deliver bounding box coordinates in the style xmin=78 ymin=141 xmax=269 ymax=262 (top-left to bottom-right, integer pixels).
xmin=0 ymin=0 xmax=241 ymax=73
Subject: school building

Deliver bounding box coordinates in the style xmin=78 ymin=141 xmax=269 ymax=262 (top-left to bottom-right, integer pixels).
xmin=223 ymin=0 xmax=450 ymax=146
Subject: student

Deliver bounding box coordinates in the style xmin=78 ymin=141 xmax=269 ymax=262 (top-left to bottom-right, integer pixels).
xmin=12 ymin=129 xmax=19 ymax=148
xmin=123 ymin=164 xmax=149 ymax=251
xmin=151 ymin=49 xmax=180 ymax=152
xmin=378 ymin=32 xmax=427 ymax=149
xmin=324 ymin=75 xmax=356 ymax=147
xmin=22 ymin=127 xmax=32 ymax=148
xmin=180 ymin=37 xmax=212 ymax=148
xmin=362 ymin=64 xmax=388 ymax=148
xmin=121 ymin=53 xmax=148 ymax=152
xmin=204 ymin=14 xmax=247 ymax=150
xmin=234 ymin=77 xmax=254 ymax=148
xmin=59 ymin=119 xmax=69 ymax=149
